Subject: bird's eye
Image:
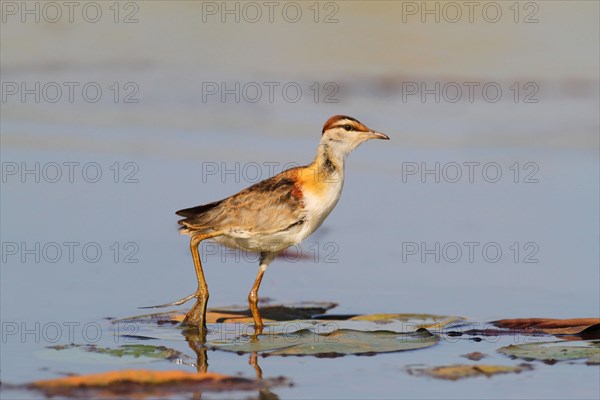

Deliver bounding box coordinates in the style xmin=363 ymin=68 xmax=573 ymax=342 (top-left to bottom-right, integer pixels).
xmin=343 ymin=125 xmax=353 ymax=131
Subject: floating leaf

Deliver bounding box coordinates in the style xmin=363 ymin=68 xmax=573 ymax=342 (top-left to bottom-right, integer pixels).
xmin=118 ymin=302 xmax=338 ymax=326
xmin=349 ymin=314 xmax=465 ymax=331
xmin=492 ymin=318 xmax=600 ymax=335
xmin=209 ymin=328 xmax=438 ymax=357
xmin=210 ymin=302 xmax=338 ymax=321
xmin=29 ymin=369 xmax=285 ymax=398
xmin=205 ymin=312 xmax=262 ymax=324
xmin=498 ymin=340 xmax=600 ymax=363
xmin=84 ymin=344 xmax=181 ymax=360
xmin=39 ymin=344 xmax=190 ymax=365
xmin=407 ymin=364 xmax=533 ymax=380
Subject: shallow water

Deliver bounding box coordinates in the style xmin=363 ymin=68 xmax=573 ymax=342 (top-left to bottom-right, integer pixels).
xmin=1 ymin=1 xmax=599 ymax=398
xmin=2 ymin=125 xmax=599 ymax=398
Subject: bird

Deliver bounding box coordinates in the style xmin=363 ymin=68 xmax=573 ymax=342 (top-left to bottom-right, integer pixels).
xmin=148 ymin=115 xmax=389 ymax=332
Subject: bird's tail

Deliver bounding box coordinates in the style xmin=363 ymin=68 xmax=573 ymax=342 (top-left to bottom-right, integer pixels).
xmin=176 ymin=200 xmax=223 ymax=234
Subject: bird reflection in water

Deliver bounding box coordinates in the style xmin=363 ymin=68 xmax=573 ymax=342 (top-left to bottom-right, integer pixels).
xmin=181 ymin=322 xmax=279 ymax=400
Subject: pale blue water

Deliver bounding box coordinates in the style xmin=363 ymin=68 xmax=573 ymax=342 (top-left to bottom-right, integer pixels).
xmin=1 ymin=122 xmax=598 ymax=398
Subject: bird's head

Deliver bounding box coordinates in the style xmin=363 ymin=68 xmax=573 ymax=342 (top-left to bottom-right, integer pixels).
xmin=321 ymin=115 xmax=389 ymax=156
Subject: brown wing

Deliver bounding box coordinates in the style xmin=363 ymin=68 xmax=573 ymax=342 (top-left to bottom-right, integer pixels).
xmin=177 ymin=168 xmax=305 ymax=235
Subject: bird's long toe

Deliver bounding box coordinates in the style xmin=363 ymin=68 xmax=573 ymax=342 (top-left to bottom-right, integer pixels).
xmin=139 ymin=291 xmax=202 ymax=309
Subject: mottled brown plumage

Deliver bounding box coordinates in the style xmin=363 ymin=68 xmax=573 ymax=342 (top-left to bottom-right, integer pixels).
xmin=177 ymin=168 xmax=305 ymax=241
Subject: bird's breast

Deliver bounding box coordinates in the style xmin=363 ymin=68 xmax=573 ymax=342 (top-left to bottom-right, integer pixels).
xmin=294 ymin=168 xmax=344 ymax=240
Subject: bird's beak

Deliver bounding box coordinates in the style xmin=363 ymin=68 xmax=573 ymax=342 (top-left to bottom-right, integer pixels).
xmin=367 ymin=130 xmax=390 ymax=140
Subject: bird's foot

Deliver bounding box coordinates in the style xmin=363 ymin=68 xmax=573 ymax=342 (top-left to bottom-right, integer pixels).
xmin=251 ymin=324 xmax=264 ymax=338
xmin=181 ymin=295 xmax=211 ymax=336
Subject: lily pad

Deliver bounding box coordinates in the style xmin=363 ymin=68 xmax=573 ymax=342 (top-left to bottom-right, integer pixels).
xmin=208 ymin=328 xmax=438 ymax=357
xmin=209 ymin=301 xmax=338 ymax=321
xmin=349 ymin=314 xmax=465 ymax=331
xmin=39 ymin=344 xmax=189 ymax=365
xmin=492 ymin=318 xmax=600 ymax=335
xmin=118 ymin=302 xmax=338 ymax=325
xmin=498 ymin=340 xmax=600 ymax=363
xmin=85 ymin=344 xmax=183 ymax=360
xmin=407 ymin=364 xmax=533 ymax=380
xmin=28 ymin=369 xmax=286 ymax=398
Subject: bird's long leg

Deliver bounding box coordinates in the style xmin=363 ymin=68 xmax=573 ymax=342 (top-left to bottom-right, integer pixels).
xmin=183 ymin=233 xmax=221 ymax=330
xmin=248 ymin=252 xmax=275 ymax=335
xmin=140 ymin=231 xmax=223 ymax=312
xmin=248 ymin=268 xmax=265 ymax=332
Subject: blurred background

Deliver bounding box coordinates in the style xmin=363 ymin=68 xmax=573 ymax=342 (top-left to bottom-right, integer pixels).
xmin=1 ymin=1 xmax=599 ymax=397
